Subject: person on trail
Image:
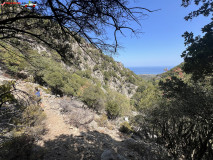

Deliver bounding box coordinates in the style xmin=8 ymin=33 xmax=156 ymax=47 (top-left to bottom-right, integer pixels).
xmin=35 ymin=87 xmax=43 ymax=108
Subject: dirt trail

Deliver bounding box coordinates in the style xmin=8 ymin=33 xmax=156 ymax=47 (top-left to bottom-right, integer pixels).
xmin=41 ymin=101 xmax=78 ymax=140
xmin=15 ymin=81 xmax=140 ymax=159
xmin=36 ymin=96 xmax=82 ymax=147
xmin=14 ymin=81 xmax=80 ymax=144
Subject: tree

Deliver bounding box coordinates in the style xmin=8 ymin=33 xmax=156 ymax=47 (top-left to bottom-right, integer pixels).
xmin=181 ymin=0 xmax=213 ymax=21
xmin=181 ymin=0 xmax=213 ymax=81
xmin=182 ymin=21 xmax=213 ymax=80
xmin=0 ymin=0 xmax=155 ymax=57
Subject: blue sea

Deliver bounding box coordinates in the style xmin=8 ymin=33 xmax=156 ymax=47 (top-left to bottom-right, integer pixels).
xmin=128 ymin=66 xmax=174 ymax=75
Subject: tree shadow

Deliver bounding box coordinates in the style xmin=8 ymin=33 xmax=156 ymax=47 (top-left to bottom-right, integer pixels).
xmin=1 ymin=130 xmax=171 ymax=160
xmin=37 ymin=130 xmax=136 ymax=160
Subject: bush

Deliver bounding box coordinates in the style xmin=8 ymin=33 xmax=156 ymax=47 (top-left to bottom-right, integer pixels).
xmin=0 ymin=81 xmax=16 ymax=106
xmin=106 ymin=101 xmax=120 ymax=119
xmin=81 ymin=84 xmax=106 ymax=112
xmin=104 ymin=71 xmax=110 ymax=81
xmin=93 ymin=65 xmax=99 ymax=71
xmin=0 ymin=84 xmax=46 ymax=160
xmin=139 ymin=76 xmax=213 ymax=159
xmin=119 ymin=121 xmax=133 ymax=134
xmin=62 ymin=73 xmax=88 ymax=96
xmin=106 ymin=90 xmax=131 ymax=119
xmin=0 ymin=43 xmax=27 ymax=74
xmin=0 ymin=135 xmax=35 ymax=160
xmin=131 ymin=81 xmax=161 ymax=111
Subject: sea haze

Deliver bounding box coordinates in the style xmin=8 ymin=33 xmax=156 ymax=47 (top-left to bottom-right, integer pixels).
xmin=128 ymin=66 xmax=174 ymax=75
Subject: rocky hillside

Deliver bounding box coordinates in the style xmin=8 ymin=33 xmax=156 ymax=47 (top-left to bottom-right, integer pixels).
xmin=40 ymin=39 xmax=139 ymax=97
xmin=0 ymin=32 xmax=140 ymax=98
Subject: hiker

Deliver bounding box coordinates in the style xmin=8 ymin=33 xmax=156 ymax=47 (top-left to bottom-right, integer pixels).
xmin=35 ymin=87 xmax=43 ymax=107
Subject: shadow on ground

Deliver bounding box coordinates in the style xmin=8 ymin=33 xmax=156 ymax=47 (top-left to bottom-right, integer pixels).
xmin=1 ymin=130 xmax=171 ymax=160
xmin=36 ymin=130 xmax=139 ymax=160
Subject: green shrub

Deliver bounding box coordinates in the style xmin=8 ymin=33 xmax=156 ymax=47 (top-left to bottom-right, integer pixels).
xmin=0 ymin=43 xmax=27 ymax=74
xmin=84 ymin=56 xmax=88 ymax=61
xmin=120 ymin=70 xmax=125 ymax=77
xmin=77 ymin=48 xmax=82 ymax=54
xmin=0 ymin=135 xmax=35 ymax=160
xmin=93 ymin=65 xmax=99 ymax=71
xmin=0 ymin=81 xmax=16 ymax=106
xmin=106 ymin=90 xmax=131 ymax=119
xmin=106 ymin=101 xmax=120 ymax=119
xmin=104 ymin=71 xmax=111 ymax=81
xmin=82 ymin=70 xmax=92 ymax=79
xmin=62 ymin=73 xmax=88 ymax=96
xmin=43 ymin=71 xmax=64 ymax=88
xmin=119 ymin=121 xmax=133 ymax=134
xmin=81 ymin=84 xmax=106 ymax=112
xmin=131 ymin=81 xmax=161 ymax=111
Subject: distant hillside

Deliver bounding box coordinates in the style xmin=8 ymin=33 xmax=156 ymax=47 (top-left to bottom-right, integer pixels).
xmin=156 ymin=63 xmax=184 ymax=79
xmin=138 ymin=74 xmax=156 ymax=81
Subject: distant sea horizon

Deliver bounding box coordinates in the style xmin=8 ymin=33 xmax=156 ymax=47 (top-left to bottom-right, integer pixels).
xmin=127 ymin=66 xmax=174 ymax=75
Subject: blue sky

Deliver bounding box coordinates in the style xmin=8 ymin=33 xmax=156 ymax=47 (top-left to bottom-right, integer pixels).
xmin=110 ymin=0 xmax=212 ymax=67
xmin=13 ymin=0 xmax=211 ymax=67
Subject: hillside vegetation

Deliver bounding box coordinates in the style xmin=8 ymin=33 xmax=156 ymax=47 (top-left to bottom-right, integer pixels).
xmin=0 ymin=1 xmax=213 ymax=158
xmin=1 ymin=31 xmax=212 ymax=159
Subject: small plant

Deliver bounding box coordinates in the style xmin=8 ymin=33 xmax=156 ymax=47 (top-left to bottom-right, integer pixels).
xmin=0 ymin=135 xmax=35 ymax=160
xmin=119 ymin=121 xmax=133 ymax=134
xmin=84 ymin=56 xmax=88 ymax=61
xmin=93 ymin=65 xmax=99 ymax=71
xmin=96 ymin=114 xmax=108 ymax=127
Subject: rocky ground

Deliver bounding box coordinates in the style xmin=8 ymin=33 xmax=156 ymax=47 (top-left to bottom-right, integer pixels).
xmin=1 ymin=72 xmax=170 ymax=160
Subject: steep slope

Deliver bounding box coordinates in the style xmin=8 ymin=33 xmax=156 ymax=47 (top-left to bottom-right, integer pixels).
xmin=0 ymin=36 xmax=140 ymax=98
xmin=12 ymin=79 xmax=168 ymax=160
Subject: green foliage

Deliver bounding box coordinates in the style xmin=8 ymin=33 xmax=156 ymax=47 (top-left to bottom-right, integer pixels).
xmin=81 ymin=70 xmax=92 ymax=79
xmin=106 ymin=101 xmax=120 ymax=119
xmin=119 ymin=121 xmax=133 ymax=134
xmin=124 ymin=69 xmax=141 ymax=85
xmin=21 ymin=105 xmax=46 ymax=131
xmin=0 ymin=42 xmax=27 ymax=74
xmin=18 ymin=49 xmax=89 ymax=96
xmin=62 ymin=73 xmax=88 ymax=96
xmin=0 ymin=83 xmax=46 ymax=160
xmin=112 ymin=61 xmax=119 ymax=71
xmin=0 ymin=81 xmax=16 ymax=107
xmin=81 ymin=84 xmax=106 ymax=112
xmin=182 ymin=20 xmax=213 ymax=81
xmin=132 ymin=81 xmax=161 ymax=111
xmin=103 ymin=70 xmax=118 ymax=82
xmin=106 ymin=90 xmax=131 ymax=119
xmin=77 ymin=48 xmax=82 ymax=54
xmin=104 ymin=71 xmax=111 ymax=81
xmin=84 ymin=56 xmax=88 ymax=61
xmin=43 ymin=71 xmax=64 ymax=89
xmin=101 ymin=54 xmax=113 ymax=63
xmin=93 ymin=65 xmax=99 ymax=71
xmin=101 ymin=61 xmax=109 ymax=70
xmin=181 ymin=0 xmax=213 ymax=20
xmin=120 ymin=70 xmax=125 ymax=77
xmin=139 ymin=75 xmax=213 ymax=159
xmin=91 ymin=49 xmax=100 ymax=56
